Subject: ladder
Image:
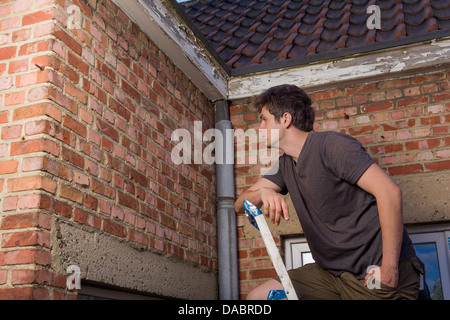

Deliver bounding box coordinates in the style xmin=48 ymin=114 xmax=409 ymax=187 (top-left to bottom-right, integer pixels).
xmin=244 ymin=199 xmax=298 ymax=300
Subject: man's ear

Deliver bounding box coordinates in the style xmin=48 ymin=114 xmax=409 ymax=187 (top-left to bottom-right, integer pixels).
xmin=282 ymin=112 xmax=293 ymax=128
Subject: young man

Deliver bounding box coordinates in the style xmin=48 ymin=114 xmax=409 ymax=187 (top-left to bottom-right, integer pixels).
xmin=235 ymin=84 xmax=423 ymax=300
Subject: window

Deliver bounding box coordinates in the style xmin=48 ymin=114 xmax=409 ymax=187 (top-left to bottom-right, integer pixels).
xmin=284 ymin=225 xmax=450 ymax=300
xmin=409 ymin=228 xmax=450 ymax=300
xmin=284 ymin=237 xmax=314 ymax=270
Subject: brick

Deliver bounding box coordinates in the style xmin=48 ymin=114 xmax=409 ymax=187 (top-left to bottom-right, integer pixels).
xmin=117 ymin=191 xmax=138 ymax=211
xmin=436 ymin=149 xmax=450 ymax=159
xmin=325 ymin=107 xmax=357 ymax=119
xmin=96 ymin=118 xmax=119 ymax=141
xmin=54 ymin=28 xmax=82 ymax=56
xmin=412 ymin=73 xmax=445 ymax=84
xmin=102 ymin=219 xmax=126 ymax=238
xmin=0 ymin=160 xmax=19 ymax=174
xmin=0 ymin=287 xmax=49 ymax=300
xmin=129 ymin=168 xmax=149 ymax=188
xmin=8 ymin=58 xmax=28 ymax=73
xmin=74 ymin=208 xmax=101 ymax=229
xmin=0 ymin=111 xmax=8 ymax=124
xmin=11 ymin=269 xmax=65 ymax=288
xmin=0 ymin=270 xmax=6 ymax=285
xmin=18 ymin=40 xmax=52 ymax=56
xmin=67 ymin=51 xmax=89 ymax=76
xmin=433 ymin=92 xmax=450 ymax=102
xmin=13 ymin=102 xmax=62 ymax=122
xmin=91 ymin=178 xmax=115 ymax=199
xmin=348 ymin=124 xmax=380 ymax=136
xmin=1 ymin=125 xmax=22 ymax=139
xmin=8 ymin=175 xmax=56 ymax=194
xmin=378 ymin=79 xmax=410 ymax=89
xmin=53 ymin=199 xmax=72 ymax=218
xmin=63 ymin=115 xmax=86 ymax=137
xmin=16 ymin=194 xmax=46 ymax=210
xmin=15 ymin=69 xmax=55 ymax=88
xmin=249 ymin=268 xmax=277 ymax=279
xmin=388 ymin=164 xmax=423 ymax=176
xmin=425 ymin=160 xmax=450 ymax=171
xmin=1 ymin=230 xmax=50 ymax=248
xmin=127 ymin=229 xmax=148 ymax=246
xmin=383 ymin=119 xmax=415 ymax=131
xmin=97 ymin=59 xmax=118 ymax=83
xmin=11 ymin=138 xmax=59 ymax=157
xmin=61 ymin=147 xmax=84 ymax=169
xmin=12 ymin=28 xmax=31 ymax=43
xmin=2 ymin=196 xmax=18 ymax=212
xmin=5 ymin=90 xmax=26 ymax=106
xmin=0 ymin=46 xmax=17 ymax=60
xmin=427 ymin=104 xmax=445 ymax=114
xmin=405 ymin=139 xmax=440 ymax=151
xmin=64 ymin=80 xmax=88 ymax=104
xmin=24 ymin=119 xmax=54 ymax=136
xmin=2 ymin=248 xmax=51 ymax=266
xmin=345 ymin=83 xmax=376 ymax=95
xmin=22 ymin=8 xmax=55 ymax=26
xmin=59 ymin=183 xmax=83 ymax=204
xmin=160 ymin=214 xmax=176 ymax=230
xmin=121 ymin=79 xmax=141 ymax=103
xmin=0 ymin=212 xmax=51 ymax=230
xmin=397 ymin=96 xmax=429 ymax=108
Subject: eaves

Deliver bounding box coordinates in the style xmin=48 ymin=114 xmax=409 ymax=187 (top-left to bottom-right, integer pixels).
xmin=113 ymin=0 xmax=450 ymax=102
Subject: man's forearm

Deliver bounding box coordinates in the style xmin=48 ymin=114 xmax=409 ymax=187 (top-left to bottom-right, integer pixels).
xmin=377 ymin=186 xmax=403 ymax=286
xmin=235 ymin=188 xmax=263 ymax=214
xmin=378 ymin=185 xmax=403 ymax=263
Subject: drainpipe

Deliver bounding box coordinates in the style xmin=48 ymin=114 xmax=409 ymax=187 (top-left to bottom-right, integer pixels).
xmin=215 ymin=99 xmax=239 ymax=300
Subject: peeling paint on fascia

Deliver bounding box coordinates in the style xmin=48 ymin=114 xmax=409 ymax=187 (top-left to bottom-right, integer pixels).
xmin=138 ymin=0 xmax=227 ymax=90
xmin=228 ymin=38 xmax=450 ymax=100
xmin=390 ymin=62 xmax=406 ymax=72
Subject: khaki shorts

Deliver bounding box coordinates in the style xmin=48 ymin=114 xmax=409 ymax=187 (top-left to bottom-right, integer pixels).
xmin=280 ymin=256 xmax=423 ymax=300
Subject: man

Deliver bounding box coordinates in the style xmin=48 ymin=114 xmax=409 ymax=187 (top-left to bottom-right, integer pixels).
xmin=235 ymin=84 xmax=423 ymax=300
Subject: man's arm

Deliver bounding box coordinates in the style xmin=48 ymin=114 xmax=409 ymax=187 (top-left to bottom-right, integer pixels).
xmin=235 ymin=178 xmax=290 ymax=226
xmin=356 ymin=163 xmax=403 ymax=288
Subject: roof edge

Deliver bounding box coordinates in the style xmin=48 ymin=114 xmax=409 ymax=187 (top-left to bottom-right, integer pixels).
xmin=112 ymin=0 xmax=229 ymax=101
xmin=231 ymin=29 xmax=450 ymax=77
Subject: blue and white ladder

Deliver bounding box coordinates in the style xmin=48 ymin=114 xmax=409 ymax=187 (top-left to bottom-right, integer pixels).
xmin=244 ymin=199 xmax=298 ymax=300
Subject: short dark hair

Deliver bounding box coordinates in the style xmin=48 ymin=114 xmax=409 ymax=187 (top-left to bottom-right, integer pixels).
xmin=254 ymin=84 xmax=315 ymax=132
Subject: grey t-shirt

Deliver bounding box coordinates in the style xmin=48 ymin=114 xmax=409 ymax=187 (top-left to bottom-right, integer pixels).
xmin=264 ymin=131 xmax=415 ymax=279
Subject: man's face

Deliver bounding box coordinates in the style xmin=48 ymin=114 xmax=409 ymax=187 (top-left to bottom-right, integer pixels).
xmin=259 ymin=107 xmax=281 ymax=148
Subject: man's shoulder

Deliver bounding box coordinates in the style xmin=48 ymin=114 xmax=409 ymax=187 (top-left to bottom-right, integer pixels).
xmin=316 ymin=130 xmax=359 ymax=144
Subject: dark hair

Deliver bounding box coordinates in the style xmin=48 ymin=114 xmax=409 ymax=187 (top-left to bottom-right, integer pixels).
xmin=254 ymin=84 xmax=315 ymax=132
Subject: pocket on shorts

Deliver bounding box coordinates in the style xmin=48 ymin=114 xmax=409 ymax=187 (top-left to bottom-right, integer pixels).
xmin=410 ymin=256 xmax=425 ymax=275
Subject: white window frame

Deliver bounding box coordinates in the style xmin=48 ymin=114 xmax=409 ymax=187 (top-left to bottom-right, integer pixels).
xmin=284 ymin=237 xmax=314 ymax=270
xmin=408 ymin=224 xmax=450 ymax=300
xmin=284 ymin=224 xmax=450 ymax=300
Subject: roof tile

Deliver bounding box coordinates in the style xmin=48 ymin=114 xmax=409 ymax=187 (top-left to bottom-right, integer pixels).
xmin=182 ymin=0 xmax=450 ymax=70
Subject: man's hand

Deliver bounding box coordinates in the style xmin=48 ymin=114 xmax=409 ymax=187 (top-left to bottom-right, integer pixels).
xmin=364 ymin=265 xmax=399 ymax=289
xmin=260 ymin=188 xmax=289 ymax=226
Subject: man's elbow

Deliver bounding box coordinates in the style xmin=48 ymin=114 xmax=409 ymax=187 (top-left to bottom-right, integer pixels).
xmin=392 ymin=184 xmax=402 ymax=201
xmin=234 ymin=199 xmax=241 ymax=214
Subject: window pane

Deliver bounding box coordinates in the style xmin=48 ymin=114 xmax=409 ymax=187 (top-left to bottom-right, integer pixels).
xmin=413 ymin=243 xmax=444 ymax=300
xmin=301 ymin=252 xmax=314 ymax=266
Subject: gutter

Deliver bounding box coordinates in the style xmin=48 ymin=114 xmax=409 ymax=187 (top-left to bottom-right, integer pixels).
xmin=214 ymin=100 xmax=239 ymax=300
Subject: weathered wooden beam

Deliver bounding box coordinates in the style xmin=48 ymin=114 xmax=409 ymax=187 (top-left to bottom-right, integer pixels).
xmin=229 ymin=38 xmax=450 ymax=101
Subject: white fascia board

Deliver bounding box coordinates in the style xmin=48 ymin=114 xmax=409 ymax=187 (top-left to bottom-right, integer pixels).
xmin=228 ymin=37 xmax=450 ymax=101
xmin=112 ymin=0 xmax=228 ymax=101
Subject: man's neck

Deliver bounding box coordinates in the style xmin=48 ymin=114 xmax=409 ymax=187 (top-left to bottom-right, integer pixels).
xmin=280 ymin=130 xmax=310 ymax=163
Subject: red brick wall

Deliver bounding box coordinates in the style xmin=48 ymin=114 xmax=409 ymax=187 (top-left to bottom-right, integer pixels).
xmin=0 ymin=0 xmax=216 ymax=299
xmin=232 ymin=71 xmax=450 ymax=298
